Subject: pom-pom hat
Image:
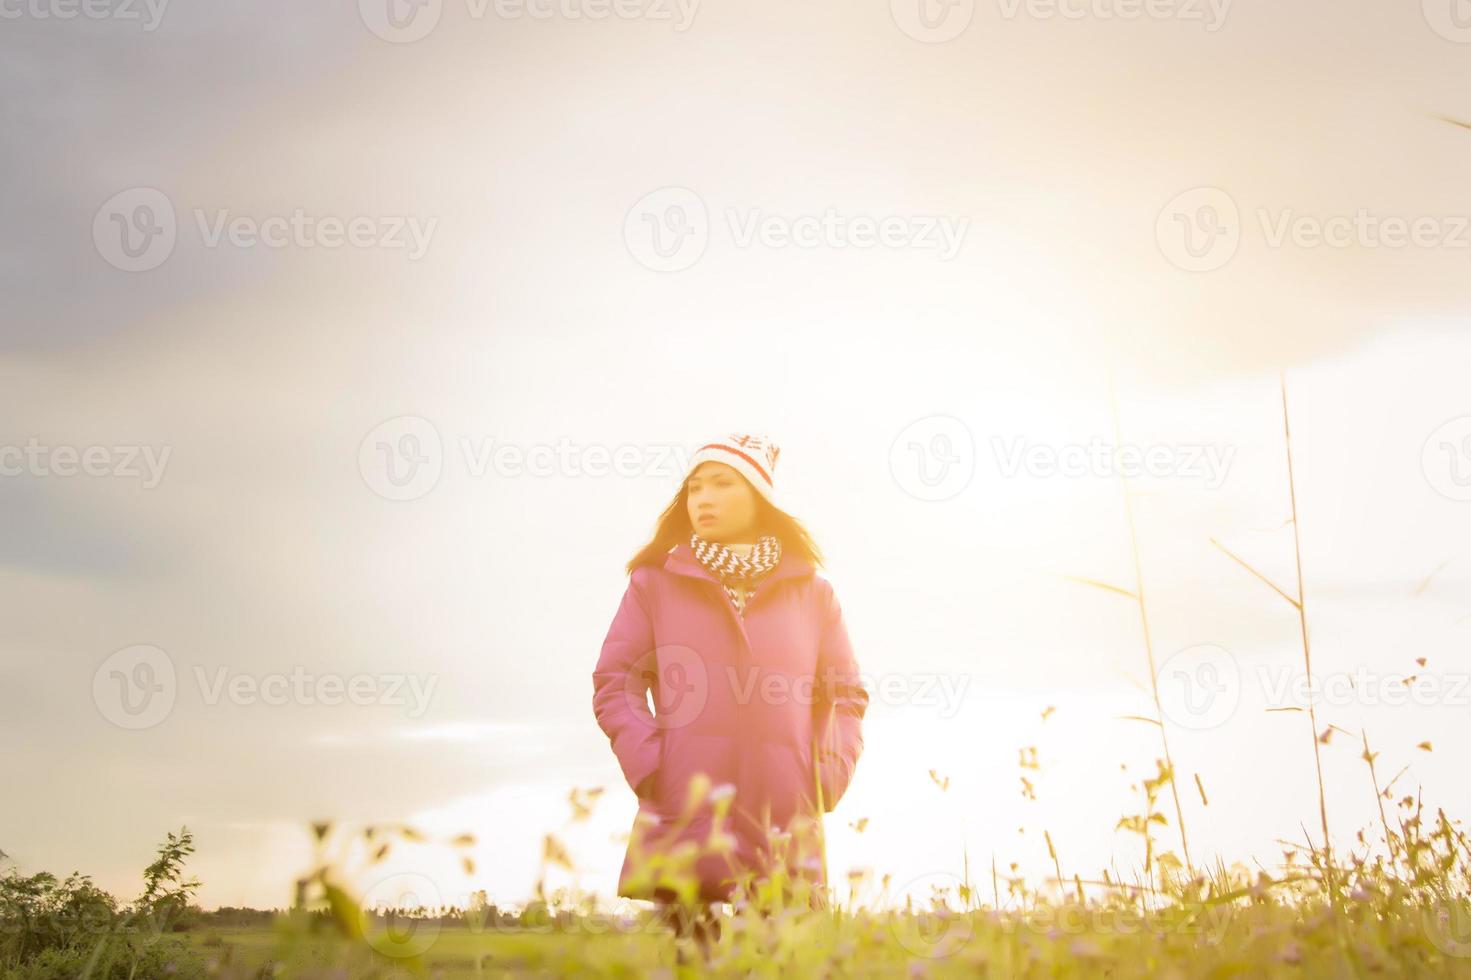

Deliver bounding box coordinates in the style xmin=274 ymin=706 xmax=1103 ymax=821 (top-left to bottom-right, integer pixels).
xmin=683 ymin=433 xmax=781 ymax=507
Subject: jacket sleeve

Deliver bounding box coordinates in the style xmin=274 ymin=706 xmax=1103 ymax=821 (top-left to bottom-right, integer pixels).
xmin=592 ymin=568 xmax=662 ymax=799
xmin=811 ymin=578 xmax=869 ymax=812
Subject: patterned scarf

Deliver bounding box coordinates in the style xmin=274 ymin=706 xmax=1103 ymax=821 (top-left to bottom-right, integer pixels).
xmin=690 ymin=532 xmax=782 ymax=617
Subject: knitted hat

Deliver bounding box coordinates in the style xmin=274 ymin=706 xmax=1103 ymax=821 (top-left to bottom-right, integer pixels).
xmin=683 ymin=433 xmax=782 ymax=507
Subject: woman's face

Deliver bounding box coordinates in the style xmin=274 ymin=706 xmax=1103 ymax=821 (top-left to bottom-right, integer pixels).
xmin=686 ymin=462 xmax=759 ymax=543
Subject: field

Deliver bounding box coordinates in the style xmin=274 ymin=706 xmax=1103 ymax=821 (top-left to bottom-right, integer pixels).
xmin=171 ymin=879 xmax=1471 ymax=978
xmin=170 ymin=781 xmax=1471 ymax=980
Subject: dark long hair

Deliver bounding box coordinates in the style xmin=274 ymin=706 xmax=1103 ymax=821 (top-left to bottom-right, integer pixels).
xmin=625 ymin=475 xmax=825 ymax=575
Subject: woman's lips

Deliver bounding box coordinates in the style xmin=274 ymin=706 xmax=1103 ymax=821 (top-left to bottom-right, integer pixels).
xmin=698 ymin=515 xmax=717 ymax=524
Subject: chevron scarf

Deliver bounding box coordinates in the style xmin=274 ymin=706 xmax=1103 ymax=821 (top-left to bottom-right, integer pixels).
xmin=690 ymin=532 xmax=782 ymax=617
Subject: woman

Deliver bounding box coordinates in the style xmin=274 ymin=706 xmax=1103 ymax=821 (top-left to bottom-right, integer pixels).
xmin=591 ymin=433 xmax=869 ymax=961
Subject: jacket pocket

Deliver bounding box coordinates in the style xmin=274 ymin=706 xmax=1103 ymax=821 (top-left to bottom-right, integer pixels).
xmin=650 ymin=729 xmax=669 ymax=796
xmin=632 ymin=729 xmax=663 ymax=801
xmin=651 ymin=729 xmax=674 ymax=807
xmin=813 ymin=740 xmax=844 ymax=811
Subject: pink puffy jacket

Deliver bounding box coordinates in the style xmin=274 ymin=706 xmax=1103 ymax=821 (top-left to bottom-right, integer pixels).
xmin=592 ymin=538 xmax=868 ymax=904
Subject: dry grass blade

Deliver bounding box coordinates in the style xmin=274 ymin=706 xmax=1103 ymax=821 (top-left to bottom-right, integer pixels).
xmin=1280 ymin=372 xmax=1334 ymax=902
xmin=1414 ymin=560 xmax=1449 ymax=595
xmin=1109 ymin=370 xmax=1194 ymax=876
xmin=1062 ymin=574 xmax=1138 ymax=600
xmin=1209 ymin=537 xmax=1300 ymax=609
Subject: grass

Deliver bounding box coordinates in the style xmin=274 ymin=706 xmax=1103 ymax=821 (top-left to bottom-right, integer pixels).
xmin=180 ymin=854 xmax=1471 ymax=978
xmin=165 ymin=730 xmax=1471 ymax=977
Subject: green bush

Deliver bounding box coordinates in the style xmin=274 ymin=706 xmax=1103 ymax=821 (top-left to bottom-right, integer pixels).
xmin=1 ymin=939 xmax=208 ymax=980
xmin=1 ymin=828 xmax=203 ymax=977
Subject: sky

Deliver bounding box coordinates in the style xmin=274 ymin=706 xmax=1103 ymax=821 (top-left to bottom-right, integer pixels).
xmin=2 ymin=0 xmax=1470 ymax=912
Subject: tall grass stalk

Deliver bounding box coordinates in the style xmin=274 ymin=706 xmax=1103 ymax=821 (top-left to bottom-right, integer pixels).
xmin=1210 ymin=372 xmax=1335 ymax=902
xmin=1102 ymin=374 xmax=1195 ymax=876
xmin=1280 ymin=372 xmax=1334 ymax=896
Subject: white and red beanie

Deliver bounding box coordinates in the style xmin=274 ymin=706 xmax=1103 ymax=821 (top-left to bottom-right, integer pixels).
xmin=684 ymin=433 xmax=782 ymax=507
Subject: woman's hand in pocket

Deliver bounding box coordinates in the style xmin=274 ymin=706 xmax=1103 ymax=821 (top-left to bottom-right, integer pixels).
xmin=636 ymin=731 xmax=664 ymax=801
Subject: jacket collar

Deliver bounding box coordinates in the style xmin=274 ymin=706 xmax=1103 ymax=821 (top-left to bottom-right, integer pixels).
xmin=663 ymin=538 xmax=815 ymax=587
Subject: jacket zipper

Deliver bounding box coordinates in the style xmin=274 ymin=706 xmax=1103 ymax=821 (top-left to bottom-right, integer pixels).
xmin=705 ymin=580 xmax=751 ymax=649
xmin=704 ymin=577 xmax=783 ymax=651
